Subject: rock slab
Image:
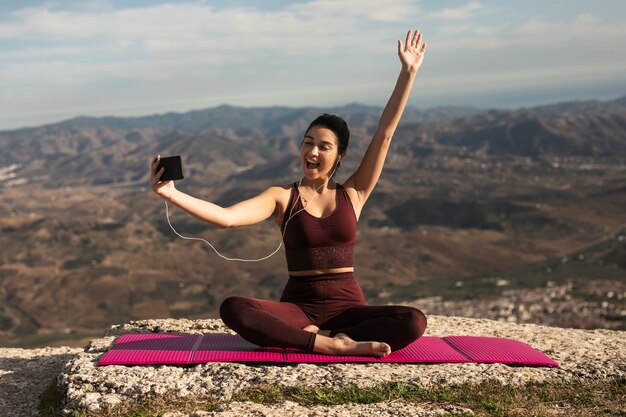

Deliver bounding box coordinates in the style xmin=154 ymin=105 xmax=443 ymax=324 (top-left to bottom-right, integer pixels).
xmin=59 ymin=315 xmax=626 ymax=414
xmin=0 ymin=346 xmax=82 ymax=417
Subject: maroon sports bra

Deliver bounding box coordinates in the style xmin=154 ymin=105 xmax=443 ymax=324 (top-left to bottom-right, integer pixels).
xmin=281 ymin=182 xmax=357 ymax=271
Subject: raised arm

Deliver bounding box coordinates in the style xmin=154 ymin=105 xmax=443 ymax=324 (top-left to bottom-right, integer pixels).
xmin=345 ymin=29 xmax=427 ymax=205
xmin=150 ymin=156 xmax=281 ymax=229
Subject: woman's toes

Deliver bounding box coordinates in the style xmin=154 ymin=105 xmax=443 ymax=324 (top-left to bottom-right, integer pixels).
xmin=378 ymin=343 xmax=392 ymax=356
xmin=331 ymin=335 xmax=391 ymax=358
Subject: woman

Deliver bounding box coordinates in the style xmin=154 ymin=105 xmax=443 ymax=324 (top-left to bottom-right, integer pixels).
xmin=151 ymin=29 xmax=428 ymax=357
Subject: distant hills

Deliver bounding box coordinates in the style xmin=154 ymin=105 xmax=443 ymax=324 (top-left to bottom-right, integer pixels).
xmin=1 ymin=95 xmax=625 ymax=188
xmin=3 ymin=95 xmax=625 ymax=135
xmin=0 ymin=95 xmax=625 ymax=345
xmin=8 ymin=103 xmax=482 ymax=133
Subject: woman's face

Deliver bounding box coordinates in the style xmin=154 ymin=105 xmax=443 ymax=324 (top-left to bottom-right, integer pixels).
xmin=301 ymin=126 xmax=341 ymax=180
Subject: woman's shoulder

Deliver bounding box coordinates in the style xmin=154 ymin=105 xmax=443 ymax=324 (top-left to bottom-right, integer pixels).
xmin=338 ymin=180 xmax=355 ymax=195
xmin=266 ymin=183 xmax=295 ymax=195
xmin=266 ymin=183 xmax=298 ymax=205
xmin=338 ymin=180 xmax=364 ymax=221
xmin=270 ymin=183 xmax=297 ymax=227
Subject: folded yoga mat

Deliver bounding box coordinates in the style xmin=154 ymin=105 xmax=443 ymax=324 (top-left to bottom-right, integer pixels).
xmin=97 ymin=333 xmax=200 ymax=365
xmin=443 ymin=336 xmax=560 ymax=367
xmin=279 ymin=335 xmax=471 ymax=364
xmin=98 ymin=333 xmax=559 ymax=367
xmin=192 ymin=333 xmax=285 ymax=363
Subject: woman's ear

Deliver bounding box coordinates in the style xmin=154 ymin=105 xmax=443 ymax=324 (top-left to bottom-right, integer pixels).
xmin=336 ymin=152 xmax=345 ymax=168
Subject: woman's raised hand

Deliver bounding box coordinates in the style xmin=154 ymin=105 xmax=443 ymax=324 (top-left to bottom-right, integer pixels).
xmin=398 ymin=29 xmax=427 ymax=73
xmin=151 ymin=155 xmax=176 ymax=200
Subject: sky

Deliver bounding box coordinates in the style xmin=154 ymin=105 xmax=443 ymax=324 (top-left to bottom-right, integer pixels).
xmin=1 ymin=0 xmax=625 ymax=131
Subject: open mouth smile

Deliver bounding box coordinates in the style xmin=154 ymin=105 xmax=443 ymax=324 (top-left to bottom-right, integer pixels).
xmin=306 ymin=159 xmax=321 ymax=169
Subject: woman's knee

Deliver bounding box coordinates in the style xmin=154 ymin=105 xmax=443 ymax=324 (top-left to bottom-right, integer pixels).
xmin=219 ymin=296 xmax=250 ymax=326
xmin=367 ymin=306 xmax=426 ymax=351
xmin=398 ymin=306 xmax=427 ymax=339
xmin=409 ymin=307 xmax=427 ymax=338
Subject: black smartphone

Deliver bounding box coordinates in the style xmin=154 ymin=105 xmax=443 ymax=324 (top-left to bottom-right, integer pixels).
xmin=156 ymin=155 xmax=184 ymax=181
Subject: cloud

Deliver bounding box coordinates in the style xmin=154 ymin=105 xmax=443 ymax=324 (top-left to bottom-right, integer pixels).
xmin=433 ymin=13 xmax=626 ymax=51
xmin=0 ymin=1 xmax=404 ymax=77
xmin=0 ymin=1 xmax=417 ymax=90
xmin=0 ymin=0 xmax=413 ymax=122
xmin=287 ymin=0 xmax=420 ymax=22
xmin=0 ymin=1 xmax=624 ymax=130
xmin=0 ymin=1 xmax=417 ymax=46
xmin=515 ymin=13 xmax=625 ymax=48
xmin=421 ymin=12 xmax=626 ymax=98
xmin=428 ymin=1 xmax=482 ymax=20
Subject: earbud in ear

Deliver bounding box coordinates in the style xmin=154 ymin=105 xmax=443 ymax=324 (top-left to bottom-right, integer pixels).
xmin=335 ymin=155 xmax=342 ymax=170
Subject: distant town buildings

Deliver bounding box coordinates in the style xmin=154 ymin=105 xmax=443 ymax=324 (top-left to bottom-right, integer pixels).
xmin=402 ymin=280 xmax=625 ymax=330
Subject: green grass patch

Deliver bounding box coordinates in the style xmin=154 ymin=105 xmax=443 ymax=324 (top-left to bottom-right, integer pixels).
xmin=42 ymin=389 xmax=221 ymax=417
xmin=43 ymin=377 xmax=626 ymax=416
xmin=39 ymin=378 xmax=65 ymax=417
xmin=230 ymin=378 xmax=625 ymax=417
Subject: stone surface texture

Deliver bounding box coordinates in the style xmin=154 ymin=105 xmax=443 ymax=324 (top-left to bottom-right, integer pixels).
xmin=0 ymin=315 xmax=623 ymax=416
xmin=55 ymin=315 xmax=625 ymax=415
xmin=0 ymin=346 xmax=82 ymax=417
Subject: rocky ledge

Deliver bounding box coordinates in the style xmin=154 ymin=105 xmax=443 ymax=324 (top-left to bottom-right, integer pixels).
xmin=55 ymin=315 xmax=625 ymax=415
xmin=0 ymin=346 xmax=82 ymax=417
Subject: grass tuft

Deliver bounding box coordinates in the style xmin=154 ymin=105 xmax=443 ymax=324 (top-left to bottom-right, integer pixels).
xmin=44 ymin=377 xmax=626 ymax=416
xmin=233 ymin=378 xmax=626 ymax=416
xmin=39 ymin=378 xmax=65 ymax=417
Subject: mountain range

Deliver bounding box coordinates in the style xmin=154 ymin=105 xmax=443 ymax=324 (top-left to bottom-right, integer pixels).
xmin=0 ymin=95 xmax=625 ymax=346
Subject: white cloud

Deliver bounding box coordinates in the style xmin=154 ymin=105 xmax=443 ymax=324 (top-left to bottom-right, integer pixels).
xmin=0 ymin=0 xmax=412 ymax=129
xmin=0 ymin=2 xmax=624 ymax=130
xmin=515 ymin=13 xmax=623 ymax=48
xmin=0 ymin=1 xmax=412 ymax=48
xmin=287 ymin=0 xmax=420 ymax=22
xmin=438 ymin=24 xmax=472 ymax=36
xmin=420 ymin=12 xmax=626 ymax=101
xmin=0 ymin=1 xmax=403 ymax=78
xmin=437 ymin=23 xmax=509 ymax=37
xmin=0 ymin=1 xmax=413 ymax=89
xmin=0 ymin=52 xmax=225 ymax=86
xmin=433 ymin=13 xmax=626 ymax=51
xmin=472 ymin=23 xmax=509 ymax=36
xmin=428 ymin=1 xmax=482 ymax=20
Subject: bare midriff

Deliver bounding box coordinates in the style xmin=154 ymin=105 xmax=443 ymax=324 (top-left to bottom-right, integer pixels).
xmin=288 ymin=266 xmax=355 ymax=276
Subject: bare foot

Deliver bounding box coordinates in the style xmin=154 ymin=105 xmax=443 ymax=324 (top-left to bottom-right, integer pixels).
xmin=332 ymin=333 xmax=391 ymax=357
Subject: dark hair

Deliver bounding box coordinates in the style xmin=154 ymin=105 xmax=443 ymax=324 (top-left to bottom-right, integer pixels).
xmin=305 ymin=114 xmax=350 ymax=154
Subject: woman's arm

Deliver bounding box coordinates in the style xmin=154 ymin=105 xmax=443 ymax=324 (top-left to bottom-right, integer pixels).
xmin=345 ymin=29 xmax=427 ymax=205
xmin=151 ymin=156 xmax=280 ymax=229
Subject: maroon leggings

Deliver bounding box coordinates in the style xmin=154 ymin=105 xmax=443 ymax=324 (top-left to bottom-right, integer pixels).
xmin=219 ymin=272 xmax=427 ymax=352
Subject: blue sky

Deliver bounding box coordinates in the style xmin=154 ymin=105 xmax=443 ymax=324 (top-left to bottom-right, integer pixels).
xmin=1 ymin=0 xmax=625 ymax=130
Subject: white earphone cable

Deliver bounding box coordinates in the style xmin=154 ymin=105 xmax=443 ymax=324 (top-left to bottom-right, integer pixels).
xmin=164 ymin=159 xmax=340 ymax=262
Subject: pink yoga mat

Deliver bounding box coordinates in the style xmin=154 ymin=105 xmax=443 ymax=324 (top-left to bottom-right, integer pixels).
xmin=192 ymin=334 xmax=284 ymax=363
xmin=444 ymin=336 xmax=560 ymax=367
xmin=98 ymin=333 xmax=559 ymax=367
xmin=98 ymin=333 xmax=199 ymax=365
xmin=381 ymin=336 xmax=470 ymax=363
